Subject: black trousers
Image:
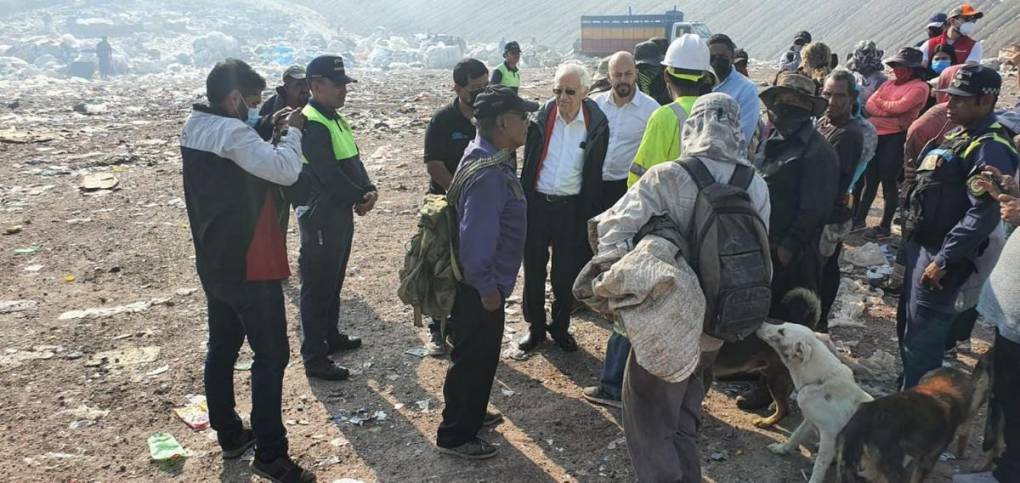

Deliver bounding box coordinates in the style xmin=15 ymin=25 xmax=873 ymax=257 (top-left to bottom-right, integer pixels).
xmin=994 ymin=329 xmax=1020 ymax=483
xmin=523 ymin=194 xmax=585 ymax=336
xmin=854 ymin=132 xmax=906 ymax=229
xmin=818 ymin=242 xmax=844 ymax=332
xmin=436 ymin=283 xmax=505 ymax=448
xmin=203 ymin=279 xmax=290 ymax=461
xmin=944 ymin=307 xmax=980 ymax=350
xmin=298 ymin=206 xmax=355 ymax=364
xmin=598 ymin=179 xmax=629 ymax=215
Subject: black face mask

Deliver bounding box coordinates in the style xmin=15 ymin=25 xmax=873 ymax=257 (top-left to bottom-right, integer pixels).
xmin=770 ymin=105 xmax=813 ymax=137
xmin=711 ymin=56 xmax=732 ymax=79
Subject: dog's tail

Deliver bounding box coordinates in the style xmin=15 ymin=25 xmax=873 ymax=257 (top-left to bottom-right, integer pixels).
xmin=780 ymin=287 xmax=822 ymax=330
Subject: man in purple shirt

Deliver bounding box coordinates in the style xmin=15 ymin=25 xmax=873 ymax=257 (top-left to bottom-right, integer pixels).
xmin=436 ymin=86 xmax=536 ymax=460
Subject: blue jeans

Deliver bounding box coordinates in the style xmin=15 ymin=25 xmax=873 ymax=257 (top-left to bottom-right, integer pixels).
xmin=898 ymin=239 xmax=970 ymax=389
xmin=600 ymin=332 xmax=631 ymax=400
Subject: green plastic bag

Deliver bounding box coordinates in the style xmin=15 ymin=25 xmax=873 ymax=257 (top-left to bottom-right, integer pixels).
xmin=148 ymin=432 xmax=187 ymax=463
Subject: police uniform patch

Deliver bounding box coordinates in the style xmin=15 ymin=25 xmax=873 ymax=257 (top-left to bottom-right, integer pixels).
xmin=919 ymin=152 xmax=942 ymax=171
xmin=967 ymin=175 xmax=988 ymax=197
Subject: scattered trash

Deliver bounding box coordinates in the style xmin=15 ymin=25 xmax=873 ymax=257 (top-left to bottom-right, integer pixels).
xmin=842 ymin=242 xmax=888 ymax=267
xmin=0 ymin=299 xmax=38 ymax=314
xmin=73 ymin=102 xmax=108 ymax=115
xmin=607 ymin=437 xmax=626 ymax=450
xmin=148 ymin=432 xmax=187 ymax=466
xmin=3 ymin=225 xmax=23 ymax=235
xmin=14 ymin=245 xmax=40 ymax=255
xmin=414 ymin=398 xmax=433 ymax=412
xmin=174 ymin=287 xmax=198 ymax=297
xmin=404 ymin=347 xmax=428 ymax=358
xmin=146 ymin=365 xmax=169 ymax=376
xmin=234 ymin=359 xmax=253 ymax=371
xmin=710 ymin=451 xmax=727 ymax=461
xmin=840 ymin=349 xmax=898 ymax=381
xmin=23 ymin=264 xmax=44 ymax=272
xmin=865 ymin=265 xmax=894 ymax=288
xmin=62 ymin=404 xmax=109 ymax=429
xmin=173 ymin=395 xmax=209 ymax=431
xmin=331 ymin=408 xmax=389 ymax=426
xmin=329 ymin=436 xmax=350 ymax=448
xmin=501 ymin=387 xmax=516 ymax=398
xmin=64 ymin=274 xmax=76 ymax=283
xmin=502 ymin=346 xmax=531 ymax=361
xmin=83 ymin=346 xmax=160 ymax=367
xmin=80 ymin=172 xmax=119 ymax=191
xmin=829 ymin=279 xmax=874 ymax=328
xmin=0 ymin=346 xmax=56 ymax=366
xmin=59 ymin=298 xmax=171 ymax=320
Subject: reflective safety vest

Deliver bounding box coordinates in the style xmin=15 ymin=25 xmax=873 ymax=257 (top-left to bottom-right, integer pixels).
xmin=495 ymin=62 xmax=521 ymax=90
xmin=627 ymin=96 xmax=698 ymax=187
xmin=301 ymin=103 xmax=359 ymax=164
xmin=903 ymin=122 xmax=1018 ymax=247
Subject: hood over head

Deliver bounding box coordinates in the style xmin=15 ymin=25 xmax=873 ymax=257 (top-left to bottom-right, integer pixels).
xmin=681 ymin=92 xmax=748 ymax=165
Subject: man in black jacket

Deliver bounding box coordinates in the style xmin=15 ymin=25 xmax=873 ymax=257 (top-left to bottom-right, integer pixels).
xmin=297 ymin=55 xmax=377 ymax=381
xmin=517 ymin=63 xmax=609 ymax=353
xmin=756 ymin=71 xmax=839 ymax=319
xmin=255 ymin=65 xmax=309 ymax=141
xmin=180 ymin=58 xmax=314 ymax=482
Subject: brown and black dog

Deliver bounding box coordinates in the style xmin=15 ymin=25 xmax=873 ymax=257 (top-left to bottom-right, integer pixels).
xmin=705 ymin=287 xmax=821 ymax=427
xmin=836 ymin=365 xmax=990 ymax=482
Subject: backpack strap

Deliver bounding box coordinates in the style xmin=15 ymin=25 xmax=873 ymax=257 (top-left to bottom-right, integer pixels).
xmin=443 ymin=149 xmax=511 ymax=283
xmin=729 ymin=164 xmax=755 ymax=190
xmin=678 ymin=157 xmax=717 ymax=191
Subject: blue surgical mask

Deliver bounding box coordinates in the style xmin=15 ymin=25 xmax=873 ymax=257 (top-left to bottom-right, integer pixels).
xmin=244 ymin=107 xmax=259 ymax=127
xmin=932 ymin=59 xmax=951 ymax=74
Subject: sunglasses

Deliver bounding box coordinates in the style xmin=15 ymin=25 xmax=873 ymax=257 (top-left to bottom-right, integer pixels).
xmin=553 ymin=88 xmax=578 ymax=97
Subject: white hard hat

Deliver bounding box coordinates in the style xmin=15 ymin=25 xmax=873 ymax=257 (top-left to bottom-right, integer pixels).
xmin=662 ymin=34 xmax=714 ymax=80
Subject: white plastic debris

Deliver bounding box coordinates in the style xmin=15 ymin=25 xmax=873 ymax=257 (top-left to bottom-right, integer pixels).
xmin=841 ymin=242 xmax=888 ymax=267
xmin=58 ymin=298 xmax=170 ymax=320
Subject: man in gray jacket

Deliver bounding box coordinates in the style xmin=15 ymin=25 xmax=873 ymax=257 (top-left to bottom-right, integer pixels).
xmin=594 ymin=93 xmax=770 ymax=482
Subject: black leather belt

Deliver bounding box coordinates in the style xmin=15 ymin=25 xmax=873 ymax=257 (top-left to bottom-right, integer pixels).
xmin=536 ymin=192 xmax=578 ymax=203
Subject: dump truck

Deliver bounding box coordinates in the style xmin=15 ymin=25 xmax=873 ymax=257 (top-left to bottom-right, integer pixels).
xmin=577 ymin=8 xmax=711 ymax=58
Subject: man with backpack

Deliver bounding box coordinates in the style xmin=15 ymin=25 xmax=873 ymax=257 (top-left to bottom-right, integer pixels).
xmin=435 ymin=86 xmax=537 ymax=460
xmin=593 ymin=93 xmax=771 ymax=481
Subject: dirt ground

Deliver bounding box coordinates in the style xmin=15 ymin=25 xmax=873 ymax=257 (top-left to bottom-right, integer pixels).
xmin=1 ymin=66 xmax=1015 ymax=482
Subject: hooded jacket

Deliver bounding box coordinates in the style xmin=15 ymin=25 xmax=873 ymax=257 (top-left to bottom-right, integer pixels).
xmin=521 ymin=98 xmax=609 ymax=224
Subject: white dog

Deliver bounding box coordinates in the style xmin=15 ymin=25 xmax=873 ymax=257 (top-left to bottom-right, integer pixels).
xmin=756 ymin=322 xmax=873 ymax=483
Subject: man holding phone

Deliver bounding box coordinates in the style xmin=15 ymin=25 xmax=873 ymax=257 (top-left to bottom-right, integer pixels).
xmin=898 ymin=65 xmax=1018 ymax=389
xmin=297 ymin=55 xmax=378 ymax=381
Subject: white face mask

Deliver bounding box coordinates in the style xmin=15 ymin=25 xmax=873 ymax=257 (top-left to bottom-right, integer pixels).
xmin=245 ymin=107 xmax=259 ymax=127
xmin=958 ymin=21 xmax=976 ymax=36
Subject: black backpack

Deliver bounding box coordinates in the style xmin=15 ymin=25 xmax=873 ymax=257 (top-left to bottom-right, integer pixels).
xmin=679 ymin=157 xmax=773 ymax=341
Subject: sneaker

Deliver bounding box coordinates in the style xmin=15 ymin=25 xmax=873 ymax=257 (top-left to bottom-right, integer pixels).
xmin=437 ymin=437 xmax=498 ymax=460
xmin=952 ymin=471 xmax=998 ymax=483
xmin=304 ymin=359 xmax=350 ymax=381
xmin=582 ymin=386 xmax=622 ymax=409
xmin=425 ymin=330 xmax=447 ymax=357
xmin=251 ymin=455 xmax=317 ymax=483
xmin=327 ymin=334 xmax=362 ymax=353
xmin=482 ymin=407 xmax=504 ymax=427
xmin=220 ymin=428 xmax=255 ymax=459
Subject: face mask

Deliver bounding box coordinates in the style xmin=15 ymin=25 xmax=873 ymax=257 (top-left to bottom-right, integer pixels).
xmin=770 ymin=105 xmax=812 ymax=137
xmin=244 ymin=107 xmax=259 ymax=128
xmin=931 ymin=59 xmax=952 ymax=74
xmin=958 ymin=21 xmax=976 ymax=37
xmin=711 ymin=56 xmax=732 ymax=79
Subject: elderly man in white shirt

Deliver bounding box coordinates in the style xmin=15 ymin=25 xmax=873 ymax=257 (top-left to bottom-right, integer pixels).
xmin=592 ymin=51 xmax=660 ymax=212
xmin=518 ymin=63 xmax=610 ymax=353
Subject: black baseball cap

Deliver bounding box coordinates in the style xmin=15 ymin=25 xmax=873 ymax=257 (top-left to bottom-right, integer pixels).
xmin=473 ymin=85 xmax=539 ymax=119
xmin=937 ymin=64 xmax=1001 ymax=97
xmin=504 ymin=41 xmax=521 ymax=54
xmin=794 ymin=30 xmax=812 ymax=45
xmin=306 ymin=55 xmax=356 ymax=85
xmin=282 ymin=65 xmax=306 ymax=81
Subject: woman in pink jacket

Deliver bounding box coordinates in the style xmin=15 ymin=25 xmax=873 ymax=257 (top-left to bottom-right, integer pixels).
xmin=853 ymin=47 xmax=931 ymax=237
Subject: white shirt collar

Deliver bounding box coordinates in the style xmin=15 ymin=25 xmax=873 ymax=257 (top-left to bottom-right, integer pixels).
xmin=558 ymin=105 xmax=586 ymax=126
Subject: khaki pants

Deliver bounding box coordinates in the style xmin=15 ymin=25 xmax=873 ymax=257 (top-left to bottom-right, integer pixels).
xmin=622 ymin=350 xmax=706 ymax=483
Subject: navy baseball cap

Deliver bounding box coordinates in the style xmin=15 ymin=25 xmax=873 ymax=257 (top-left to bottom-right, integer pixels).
xmin=473 ymin=85 xmax=539 ymax=119
xmin=938 ymin=64 xmax=1001 ymax=97
xmin=306 ymin=55 xmax=356 ymax=85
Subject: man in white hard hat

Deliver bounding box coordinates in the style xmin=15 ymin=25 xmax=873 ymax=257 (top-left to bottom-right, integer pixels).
xmin=627 ymin=34 xmax=716 ymax=187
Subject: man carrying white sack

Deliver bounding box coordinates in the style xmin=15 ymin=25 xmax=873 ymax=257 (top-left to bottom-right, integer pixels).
xmin=582 ymin=93 xmax=770 ymax=482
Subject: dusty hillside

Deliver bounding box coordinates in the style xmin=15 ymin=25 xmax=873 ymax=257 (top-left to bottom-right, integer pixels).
xmin=309 ymin=0 xmax=1020 ymax=59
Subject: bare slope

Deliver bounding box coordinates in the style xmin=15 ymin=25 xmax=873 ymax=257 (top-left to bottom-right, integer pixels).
xmin=308 ymin=0 xmax=1020 ymax=59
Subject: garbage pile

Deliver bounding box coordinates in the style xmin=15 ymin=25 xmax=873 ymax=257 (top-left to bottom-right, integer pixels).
xmin=0 ymin=0 xmax=571 ymax=82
